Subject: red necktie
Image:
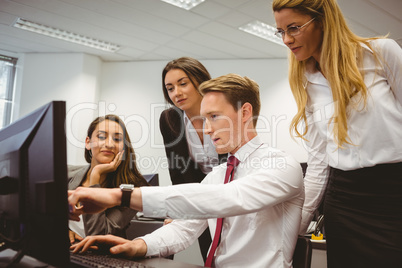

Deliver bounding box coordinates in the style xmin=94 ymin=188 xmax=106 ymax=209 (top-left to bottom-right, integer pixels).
xmin=205 ymin=155 xmax=240 ymax=267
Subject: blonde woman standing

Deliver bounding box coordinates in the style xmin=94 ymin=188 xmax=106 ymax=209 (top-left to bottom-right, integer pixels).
xmin=273 ymin=0 xmax=402 ymax=267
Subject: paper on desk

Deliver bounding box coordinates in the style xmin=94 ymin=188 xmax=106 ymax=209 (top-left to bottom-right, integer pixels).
xmin=69 ymin=215 xmax=86 ymax=238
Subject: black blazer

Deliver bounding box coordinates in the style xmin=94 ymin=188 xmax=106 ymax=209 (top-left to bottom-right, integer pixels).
xmin=159 ymin=107 xmax=226 ymax=185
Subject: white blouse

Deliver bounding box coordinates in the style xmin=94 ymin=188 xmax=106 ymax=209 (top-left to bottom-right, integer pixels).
xmin=299 ymin=38 xmax=402 ymax=233
xmin=183 ymin=112 xmax=219 ymax=174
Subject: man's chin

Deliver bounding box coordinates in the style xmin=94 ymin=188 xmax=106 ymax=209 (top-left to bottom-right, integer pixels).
xmin=215 ymin=146 xmax=229 ymax=155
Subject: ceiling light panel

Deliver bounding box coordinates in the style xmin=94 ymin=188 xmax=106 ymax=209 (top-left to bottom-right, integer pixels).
xmin=161 ymin=0 xmax=205 ymax=10
xmin=239 ymin=20 xmax=286 ymax=47
xmin=12 ymin=18 xmax=120 ymax=53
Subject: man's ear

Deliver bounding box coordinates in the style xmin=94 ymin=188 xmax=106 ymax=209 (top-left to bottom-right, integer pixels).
xmin=241 ymin=102 xmax=253 ymax=123
xmin=85 ymin=136 xmax=91 ymax=151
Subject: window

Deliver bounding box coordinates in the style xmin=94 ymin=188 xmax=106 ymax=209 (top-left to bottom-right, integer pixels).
xmin=0 ymin=55 xmax=17 ymax=128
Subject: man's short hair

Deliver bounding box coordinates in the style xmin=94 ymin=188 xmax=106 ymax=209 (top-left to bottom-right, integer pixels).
xmin=199 ymin=73 xmax=261 ymax=126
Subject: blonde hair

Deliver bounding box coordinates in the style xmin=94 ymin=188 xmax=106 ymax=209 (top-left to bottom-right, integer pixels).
xmin=199 ymin=73 xmax=261 ymax=127
xmin=273 ymin=0 xmax=383 ymax=147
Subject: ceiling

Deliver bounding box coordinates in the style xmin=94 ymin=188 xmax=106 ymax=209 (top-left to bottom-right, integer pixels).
xmin=0 ymin=0 xmax=401 ymax=62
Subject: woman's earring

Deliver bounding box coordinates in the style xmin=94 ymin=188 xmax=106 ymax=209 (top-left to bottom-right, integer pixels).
xmin=89 ymin=150 xmax=92 ymax=158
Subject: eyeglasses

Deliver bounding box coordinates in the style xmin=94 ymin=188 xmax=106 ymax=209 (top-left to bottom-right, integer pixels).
xmin=275 ymin=17 xmax=315 ymax=39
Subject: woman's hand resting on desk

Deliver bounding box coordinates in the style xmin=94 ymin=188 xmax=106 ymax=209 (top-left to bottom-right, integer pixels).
xmin=70 ymin=235 xmax=147 ymax=258
xmin=69 ymin=230 xmax=83 ymax=244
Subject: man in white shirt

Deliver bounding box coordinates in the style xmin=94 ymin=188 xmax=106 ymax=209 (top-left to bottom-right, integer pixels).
xmin=69 ymin=73 xmax=304 ymax=268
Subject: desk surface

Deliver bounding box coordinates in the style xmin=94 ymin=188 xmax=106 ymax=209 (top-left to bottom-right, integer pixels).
xmin=304 ymin=233 xmax=327 ymax=250
xmin=0 ymin=249 xmax=204 ymax=268
xmin=140 ymin=257 xmax=204 ymax=267
xmin=311 ymin=239 xmax=326 ymax=250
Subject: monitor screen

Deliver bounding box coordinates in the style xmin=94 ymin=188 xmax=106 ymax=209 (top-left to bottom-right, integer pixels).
xmin=0 ymin=101 xmax=70 ymax=266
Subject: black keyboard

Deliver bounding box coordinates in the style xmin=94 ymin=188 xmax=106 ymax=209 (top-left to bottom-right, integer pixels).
xmin=70 ymin=251 xmax=155 ymax=268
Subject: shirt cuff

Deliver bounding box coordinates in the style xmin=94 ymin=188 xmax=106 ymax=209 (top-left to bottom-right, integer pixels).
xmin=134 ymin=236 xmax=159 ymax=257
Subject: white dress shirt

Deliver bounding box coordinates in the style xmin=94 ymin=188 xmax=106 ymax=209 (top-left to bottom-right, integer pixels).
xmin=183 ymin=112 xmax=219 ymax=174
xmin=140 ymin=136 xmax=304 ymax=268
xmin=299 ymin=38 xmax=402 ymax=232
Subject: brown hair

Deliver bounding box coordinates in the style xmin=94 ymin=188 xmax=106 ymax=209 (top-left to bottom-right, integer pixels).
xmin=199 ymin=73 xmax=261 ymax=127
xmin=162 ymin=57 xmax=211 ymax=105
xmin=85 ymin=114 xmax=148 ymax=188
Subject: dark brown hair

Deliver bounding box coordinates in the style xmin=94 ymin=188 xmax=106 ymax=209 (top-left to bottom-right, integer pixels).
xmin=162 ymin=57 xmax=211 ymax=105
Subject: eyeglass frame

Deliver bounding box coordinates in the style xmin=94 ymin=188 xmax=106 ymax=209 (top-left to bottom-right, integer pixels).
xmin=275 ymin=17 xmax=316 ymax=39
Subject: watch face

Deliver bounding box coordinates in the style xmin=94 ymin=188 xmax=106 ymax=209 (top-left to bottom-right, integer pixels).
xmin=120 ymin=184 xmax=134 ymax=190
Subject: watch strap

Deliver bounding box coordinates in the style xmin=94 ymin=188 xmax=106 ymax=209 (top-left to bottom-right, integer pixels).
xmin=121 ymin=189 xmax=131 ymax=207
xmin=120 ymin=184 xmax=134 ymax=207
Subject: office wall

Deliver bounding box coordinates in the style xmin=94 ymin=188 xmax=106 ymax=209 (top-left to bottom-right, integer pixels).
xmin=15 ymin=53 xmax=102 ymax=164
xmin=15 ymin=53 xmax=307 ymax=187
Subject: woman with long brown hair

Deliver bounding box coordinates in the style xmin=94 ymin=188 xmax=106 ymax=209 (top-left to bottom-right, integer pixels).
xmin=68 ymin=114 xmax=148 ymax=243
xmin=159 ymin=57 xmax=227 ymax=261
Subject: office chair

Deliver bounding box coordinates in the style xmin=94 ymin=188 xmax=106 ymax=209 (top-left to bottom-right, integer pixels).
xmin=126 ymin=210 xmax=174 ymax=259
xmin=143 ymin=173 xmax=159 ymax=186
xmin=292 ymin=236 xmax=312 ymax=268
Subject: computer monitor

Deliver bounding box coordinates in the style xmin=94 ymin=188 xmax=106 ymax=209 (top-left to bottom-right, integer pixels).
xmin=0 ymin=101 xmax=70 ymax=266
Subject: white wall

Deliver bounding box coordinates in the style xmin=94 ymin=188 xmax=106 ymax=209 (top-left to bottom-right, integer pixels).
xmin=14 ymin=53 xmax=102 ymax=165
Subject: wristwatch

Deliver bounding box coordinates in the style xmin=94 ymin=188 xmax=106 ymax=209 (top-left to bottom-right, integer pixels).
xmin=120 ymin=184 xmax=134 ymax=207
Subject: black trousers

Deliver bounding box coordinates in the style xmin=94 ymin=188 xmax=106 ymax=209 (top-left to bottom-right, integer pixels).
xmin=198 ymin=227 xmax=212 ymax=263
xmin=324 ymin=162 xmax=402 ymax=268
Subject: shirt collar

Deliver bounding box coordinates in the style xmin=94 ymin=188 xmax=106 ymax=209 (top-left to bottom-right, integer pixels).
xmin=183 ymin=111 xmax=205 ymax=129
xmin=304 ymin=59 xmax=327 ymax=86
xmin=183 ymin=111 xmax=190 ymax=126
xmin=360 ymin=42 xmax=373 ymax=54
xmin=230 ymin=135 xmax=264 ymax=163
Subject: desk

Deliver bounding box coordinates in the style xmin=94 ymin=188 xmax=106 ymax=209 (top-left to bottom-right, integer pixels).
xmin=0 ymin=249 xmax=204 ymax=268
xmin=311 ymin=239 xmax=326 ymax=250
xmin=304 ymin=234 xmax=326 ymax=250
xmin=309 ymin=238 xmax=327 ymax=268
xmin=126 ymin=217 xmax=164 ymax=240
xmin=127 ymin=218 xmax=204 ymax=266
xmin=139 ymin=257 xmax=204 ymax=267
